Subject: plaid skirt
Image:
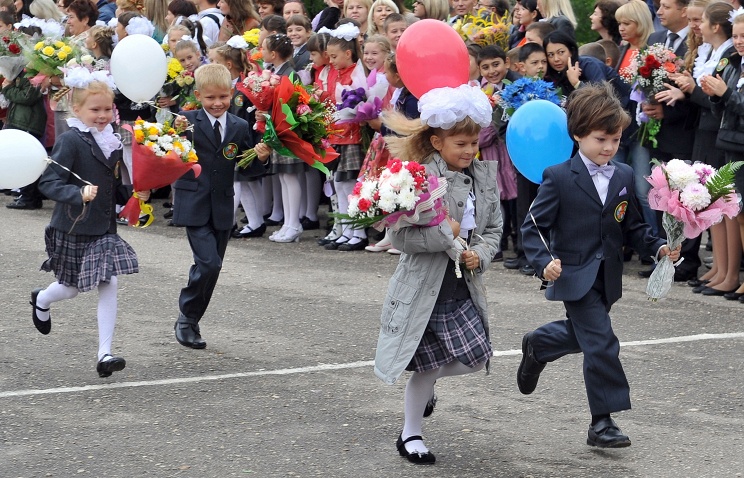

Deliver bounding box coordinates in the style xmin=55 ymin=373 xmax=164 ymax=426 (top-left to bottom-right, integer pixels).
xmin=406 ymin=298 xmax=492 ymax=372
xmin=334 ymin=144 xmax=363 ymax=182
xmin=41 ymin=226 xmax=139 ymax=292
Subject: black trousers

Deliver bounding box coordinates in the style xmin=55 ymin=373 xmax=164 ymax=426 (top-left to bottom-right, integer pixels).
xmin=178 ymin=223 xmax=231 ymax=323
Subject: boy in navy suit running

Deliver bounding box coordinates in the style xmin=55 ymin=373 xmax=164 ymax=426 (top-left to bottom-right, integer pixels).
xmin=517 ymin=84 xmax=681 ymax=448
xmin=172 ymin=64 xmax=271 ymax=349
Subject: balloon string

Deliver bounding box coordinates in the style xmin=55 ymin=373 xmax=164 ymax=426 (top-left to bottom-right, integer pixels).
xmin=47 ymin=158 xmax=93 ymax=185
xmin=528 ymin=199 xmax=556 ymax=290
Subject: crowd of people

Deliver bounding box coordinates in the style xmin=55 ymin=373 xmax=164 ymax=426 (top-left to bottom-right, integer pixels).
xmin=2 ymin=0 xmax=744 ymax=466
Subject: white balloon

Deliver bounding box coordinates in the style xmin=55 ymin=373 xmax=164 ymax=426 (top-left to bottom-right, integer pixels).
xmin=0 ymin=129 xmax=49 ymax=189
xmin=110 ymin=34 xmax=168 ymax=103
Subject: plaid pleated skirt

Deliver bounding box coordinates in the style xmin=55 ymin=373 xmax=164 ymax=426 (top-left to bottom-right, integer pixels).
xmin=41 ymin=226 xmax=139 ymax=292
xmin=334 ymin=144 xmax=363 ymax=182
xmin=406 ymin=298 xmax=492 ymax=372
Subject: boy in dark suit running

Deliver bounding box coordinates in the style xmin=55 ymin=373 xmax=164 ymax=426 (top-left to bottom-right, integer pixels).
xmin=172 ymin=64 xmax=271 ymax=349
xmin=517 ymin=84 xmax=681 ymax=448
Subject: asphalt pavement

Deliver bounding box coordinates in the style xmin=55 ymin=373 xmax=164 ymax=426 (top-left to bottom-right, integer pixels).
xmin=0 ymin=198 xmax=742 ymax=478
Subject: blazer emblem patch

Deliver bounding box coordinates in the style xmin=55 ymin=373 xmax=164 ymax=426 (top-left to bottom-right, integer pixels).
xmin=234 ymin=95 xmax=244 ymax=107
xmin=716 ymin=58 xmax=729 ymax=72
xmin=614 ymin=201 xmax=628 ymax=222
xmin=223 ymin=143 xmax=238 ymax=160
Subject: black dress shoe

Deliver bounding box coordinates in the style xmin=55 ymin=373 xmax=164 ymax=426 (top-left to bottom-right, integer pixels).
xmin=701 ymin=286 xmax=740 ymax=296
xmin=687 ymin=278 xmax=709 ymax=288
xmin=587 ymin=417 xmax=631 ymax=448
xmin=504 ymin=257 xmax=522 ymax=269
xmin=338 ymin=238 xmax=369 ymax=251
xmin=692 ymin=284 xmax=707 ymax=294
xmin=96 ymin=354 xmax=126 ymax=378
xmin=423 ymin=392 xmax=437 ymax=418
xmin=637 ymin=267 xmax=654 ymax=278
xmin=30 ymin=288 xmax=51 ymax=335
xmin=325 ymin=237 xmax=350 ymax=250
xmin=163 ymin=209 xmax=173 ymax=219
xmin=7 ymin=199 xmax=42 ymax=209
xmin=519 ymin=264 xmax=536 ymax=276
xmin=232 ymin=223 xmax=266 ymax=238
xmin=739 ymin=295 xmax=744 ymax=303
xmin=174 ymin=322 xmax=207 ymax=349
xmin=396 ymin=435 xmax=435 ymax=465
xmin=724 ymin=291 xmax=744 ymax=300
xmin=265 ymin=217 xmax=284 ymax=226
xmin=163 ymin=202 xmax=173 ymax=209
xmin=517 ymin=333 xmax=545 ymax=395
xmin=300 ymin=217 xmax=320 ymax=230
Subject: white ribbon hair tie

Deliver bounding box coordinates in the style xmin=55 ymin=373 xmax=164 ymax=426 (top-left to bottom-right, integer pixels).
xmin=63 ymin=67 xmax=117 ymax=91
xmin=125 ymin=17 xmax=155 ymax=37
xmin=730 ymin=7 xmax=744 ymax=24
xmin=418 ymin=84 xmax=493 ymax=130
xmin=226 ymin=35 xmax=249 ymax=50
xmin=318 ymin=23 xmax=360 ymax=41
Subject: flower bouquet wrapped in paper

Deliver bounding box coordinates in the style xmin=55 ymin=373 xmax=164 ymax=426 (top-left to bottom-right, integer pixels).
xmin=23 ymin=36 xmax=79 ymax=86
xmin=620 ymin=44 xmax=683 ymax=148
xmin=237 ymin=74 xmax=338 ymax=175
xmin=333 ymin=69 xmax=388 ymax=124
xmin=235 ymin=69 xmax=281 ymax=132
xmin=118 ymin=118 xmax=201 ymax=226
xmin=645 ymin=159 xmax=743 ymax=300
xmin=0 ymin=33 xmax=26 ymax=80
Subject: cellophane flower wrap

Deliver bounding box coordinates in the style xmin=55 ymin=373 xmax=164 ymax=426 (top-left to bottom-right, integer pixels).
xmin=333 ymin=70 xmax=388 ymax=124
xmin=0 ymin=32 xmax=26 ymax=80
xmin=498 ymin=77 xmax=562 ymax=119
xmin=620 ymin=44 xmax=683 ymax=148
xmin=237 ymin=74 xmax=338 ymax=175
xmin=645 ymin=159 xmax=743 ymax=300
xmin=118 ymin=118 xmax=201 ymax=227
xmin=23 ymin=36 xmax=79 ymax=86
xmin=452 ymin=8 xmax=511 ymax=49
xmin=336 ymin=158 xmax=448 ymax=232
xmin=235 ymin=69 xmax=280 ymax=131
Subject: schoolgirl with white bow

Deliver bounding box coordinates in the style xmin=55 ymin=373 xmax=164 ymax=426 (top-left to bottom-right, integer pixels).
xmin=374 ymin=84 xmax=502 ymax=464
xmin=31 ymin=74 xmax=150 ymax=378
xmin=701 ymin=6 xmax=744 ymax=302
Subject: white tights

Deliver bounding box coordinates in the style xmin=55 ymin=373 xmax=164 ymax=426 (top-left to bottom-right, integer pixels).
xmin=334 ymin=179 xmax=366 ymax=242
xmin=402 ymin=360 xmax=485 ymax=454
xmin=279 ymin=173 xmax=302 ymax=230
xmin=36 ymin=277 xmax=119 ymax=361
xmin=234 ymin=180 xmax=264 ymax=229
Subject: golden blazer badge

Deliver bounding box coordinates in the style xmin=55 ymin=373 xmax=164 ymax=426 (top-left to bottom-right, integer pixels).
xmin=614 ymin=201 xmax=628 ymax=222
xmin=234 ymin=95 xmax=244 ymax=107
xmin=223 ymin=143 xmax=238 ymax=161
xmin=717 ymin=58 xmax=729 ymax=72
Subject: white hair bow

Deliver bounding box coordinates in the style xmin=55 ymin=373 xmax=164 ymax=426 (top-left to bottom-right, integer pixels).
xmin=318 ymin=23 xmax=360 ymax=41
xmin=226 ymin=35 xmax=249 ymax=50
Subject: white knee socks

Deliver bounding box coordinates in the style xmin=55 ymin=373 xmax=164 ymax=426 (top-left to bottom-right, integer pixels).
xmin=97 ymin=276 xmax=118 ymax=361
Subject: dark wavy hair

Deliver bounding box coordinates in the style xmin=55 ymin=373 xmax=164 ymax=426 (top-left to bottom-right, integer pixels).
xmin=593 ymin=0 xmax=622 ymax=44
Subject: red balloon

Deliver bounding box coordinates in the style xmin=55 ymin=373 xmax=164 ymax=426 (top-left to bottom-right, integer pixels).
xmin=396 ymin=19 xmax=469 ymax=99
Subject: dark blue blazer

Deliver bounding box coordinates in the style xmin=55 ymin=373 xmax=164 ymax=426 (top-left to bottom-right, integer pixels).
xmin=172 ymin=109 xmax=267 ymax=229
xmin=521 ymin=155 xmax=664 ymax=305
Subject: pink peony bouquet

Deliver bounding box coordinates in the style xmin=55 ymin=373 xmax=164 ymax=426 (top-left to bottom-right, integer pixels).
xmin=645 ymin=158 xmax=743 ymax=300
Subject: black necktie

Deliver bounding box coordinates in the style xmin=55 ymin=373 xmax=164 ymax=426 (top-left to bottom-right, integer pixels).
xmin=213 ymin=121 xmax=221 ymax=146
xmin=667 ymin=32 xmax=679 ymax=49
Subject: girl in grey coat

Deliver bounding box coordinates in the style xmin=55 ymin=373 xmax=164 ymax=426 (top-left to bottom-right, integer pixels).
xmin=374 ymin=86 xmax=502 ymax=465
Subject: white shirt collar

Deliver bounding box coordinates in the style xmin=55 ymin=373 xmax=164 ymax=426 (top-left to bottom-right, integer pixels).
xmin=204 ymin=110 xmax=226 ymax=130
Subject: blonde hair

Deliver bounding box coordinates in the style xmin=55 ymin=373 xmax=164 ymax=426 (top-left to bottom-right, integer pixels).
xmin=382 ymin=112 xmax=482 ymax=164
xmin=417 ymin=0 xmax=449 ymax=21
xmin=367 ymin=0 xmax=399 ymax=36
xmin=144 ymin=0 xmax=168 ymax=35
xmin=175 ymin=38 xmax=200 ymax=56
xmin=116 ymin=0 xmax=145 ymax=13
xmin=364 ymin=34 xmax=391 ymax=54
xmin=29 ymin=0 xmax=64 ymax=21
xmin=71 ymin=81 xmax=115 ymax=108
xmin=539 ymin=0 xmax=577 ymax=28
xmin=194 ymin=63 xmax=232 ymax=91
xmin=615 ymin=0 xmax=654 ymax=47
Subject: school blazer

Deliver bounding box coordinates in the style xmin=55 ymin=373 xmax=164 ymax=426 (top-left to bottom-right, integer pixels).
xmin=39 ymin=128 xmax=128 ymax=236
xmin=172 ymin=109 xmax=267 ymax=229
xmin=521 ymin=155 xmax=664 ymax=306
xmin=291 ymin=44 xmax=311 ymax=72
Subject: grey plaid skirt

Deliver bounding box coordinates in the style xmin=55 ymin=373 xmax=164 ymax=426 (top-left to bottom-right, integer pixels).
xmin=41 ymin=226 xmax=139 ymax=292
xmin=334 ymin=144 xmax=363 ymax=182
xmin=406 ymin=298 xmax=492 ymax=372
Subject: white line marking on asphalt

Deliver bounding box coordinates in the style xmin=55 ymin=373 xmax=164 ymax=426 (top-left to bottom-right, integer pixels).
xmin=1 ymin=332 xmax=742 ymax=399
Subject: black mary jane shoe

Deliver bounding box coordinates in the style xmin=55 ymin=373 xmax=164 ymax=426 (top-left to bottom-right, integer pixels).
xmin=324 ymin=236 xmax=350 ymax=250
xmin=232 ymin=223 xmax=267 ymax=238
xmin=265 ymin=217 xmax=284 ymax=227
xmin=724 ymin=291 xmax=744 ymax=301
xmin=96 ymin=354 xmax=126 ymax=378
xmin=396 ymin=435 xmax=436 ymax=465
xmin=337 ymin=238 xmax=369 ymax=251
xmin=300 ymin=217 xmax=321 ymax=230
xmin=30 ymin=288 xmax=51 ymax=335
xmin=692 ymin=284 xmax=708 ymax=294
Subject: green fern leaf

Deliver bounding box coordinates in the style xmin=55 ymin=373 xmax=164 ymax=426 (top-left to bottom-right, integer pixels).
xmin=706 ymin=161 xmax=744 ymax=201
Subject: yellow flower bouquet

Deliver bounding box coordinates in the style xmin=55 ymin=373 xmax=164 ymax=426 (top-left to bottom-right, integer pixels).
xmin=453 ymin=9 xmax=511 ymax=49
xmin=24 ymin=37 xmax=79 ymax=84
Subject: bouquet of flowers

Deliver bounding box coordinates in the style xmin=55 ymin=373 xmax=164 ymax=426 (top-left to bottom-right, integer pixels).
xmin=333 ymin=70 xmax=388 ymax=124
xmin=645 ymin=159 xmax=743 ymax=300
xmin=498 ymin=77 xmax=562 ymax=119
xmin=118 ymin=118 xmax=201 ymax=227
xmin=235 ymin=69 xmax=282 ymax=131
xmin=453 ymin=9 xmax=511 ymax=49
xmin=620 ymin=44 xmax=683 ymax=148
xmin=0 ymin=33 xmax=26 ymax=81
xmin=155 ymin=59 xmax=194 ymax=122
xmin=241 ymin=28 xmax=262 ymax=69
xmin=237 ymin=74 xmax=338 ymax=175
xmin=23 ymin=37 xmax=79 ymax=86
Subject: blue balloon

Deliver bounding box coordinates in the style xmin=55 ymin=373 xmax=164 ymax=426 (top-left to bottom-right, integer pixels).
xmin=505 ymin=100 xmax=574 ymax=184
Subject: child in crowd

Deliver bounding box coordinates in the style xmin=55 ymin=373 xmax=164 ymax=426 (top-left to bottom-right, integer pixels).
xmin=517 ymin=42 xmax=548 ymax=78
xmin=287 ymin=14 xmax=312 ymax=71
xmin=323 ymin=24 xmax=368 ymax=251
xmin=362 ymin=34 xmax=391 ymax=77
xmin=32 ymin=78 xmax=146 ymax=377
xmin=477 ymin=45 xmax=520 ymax=260
xmin=506 ymin=46 xmax=521 ymax=72
xmin=518 ymin=84 xmax=679 ymax=448
xmin=375 ymin=84 xmax=501 ymax=465
xmin=171 ymin=64 xmax=271 ymax=349
xmin=524 ymin=20 xmax=555 ymax=44
xmin=165 ymin=21 xmax=207 ymax=57
xmin=85 ymin=25 xmax=115 ymax=66
xmin=467 ymin=43 xmax=483 ymax=85
xmin=0 ymin=10 xmax=14 ymax=31
xmin=210 ymin=38 xmax=266 ymax=239
xmin=382 ymin=12 xmax=406 ymax=50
